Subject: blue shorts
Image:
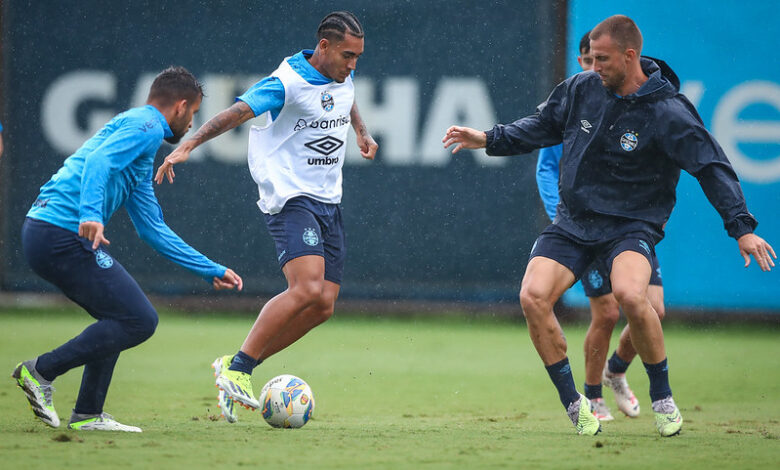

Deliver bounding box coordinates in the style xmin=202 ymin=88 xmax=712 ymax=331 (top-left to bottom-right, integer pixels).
xmin=580 ymin=252 xmax=662 ymax=297
xmin=264 ymin=196 xmax=345 ymax=285
xmin=529 ymin=225 xmax=657 ymax=293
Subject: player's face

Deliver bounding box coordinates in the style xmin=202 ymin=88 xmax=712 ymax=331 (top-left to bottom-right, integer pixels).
xmin=577 ymin=49 xmax=594 ymax=71
xmin=322 ymin=34 xmax=364 ymax=83
xmin=590 ymin=34 xmax=628 ymax=92
xmin=166 ymin=96 xmax=202 ymax=144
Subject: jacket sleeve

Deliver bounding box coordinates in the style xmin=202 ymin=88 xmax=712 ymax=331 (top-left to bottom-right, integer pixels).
xmin=484 ymin=79 xmax=569 ymax=156
xmin=535 ymin=145 xmax=562 ymax=221
xmin=661 ymin=98 xmax=757 ymax=239
xmin=79 ymin=123 xmax=156 ymax=225
xmin=125 ymin=175 xmax=227 ymax=283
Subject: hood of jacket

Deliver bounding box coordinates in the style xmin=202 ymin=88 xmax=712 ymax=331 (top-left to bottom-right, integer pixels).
xmin=622 ymin=57 xmax=679 ymax=102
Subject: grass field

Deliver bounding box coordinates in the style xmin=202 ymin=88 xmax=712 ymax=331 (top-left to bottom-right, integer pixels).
xmin=1 ymin=307 xmax=778 ymax=469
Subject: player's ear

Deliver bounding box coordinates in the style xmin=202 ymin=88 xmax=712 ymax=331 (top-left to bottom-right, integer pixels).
xmin=175 ymin=99 xmax=188 ymax=116
xmin=318 ymin=37 xmax=329 ymax=53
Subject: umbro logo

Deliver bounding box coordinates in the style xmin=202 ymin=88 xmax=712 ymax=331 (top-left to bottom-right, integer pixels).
xmin=580 ymin=120 xmax=592 ymax=133
xmin=304 ymin=136 xmax=344 ymax=156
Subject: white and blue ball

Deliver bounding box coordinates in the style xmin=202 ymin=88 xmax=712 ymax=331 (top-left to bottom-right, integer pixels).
xmin=259 ymin=374 xmax=315 ymax=428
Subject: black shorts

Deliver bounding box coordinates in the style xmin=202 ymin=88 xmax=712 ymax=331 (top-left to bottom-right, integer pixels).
xmin=529 ymin=225 xmax=657 ymax=292
xmin=263 ymin=196 xmax=345 ymax=285
xmin=580 ymin=252 xmax=662 ymax=297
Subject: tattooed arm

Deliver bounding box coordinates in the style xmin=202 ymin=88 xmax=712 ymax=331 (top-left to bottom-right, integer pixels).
xmin=155 ymin=101 xmax=255 ymax=184
xmin=350 ymin=101 xmax=378 ymax=160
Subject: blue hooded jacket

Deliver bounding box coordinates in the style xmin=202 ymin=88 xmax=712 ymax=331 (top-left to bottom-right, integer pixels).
xmin=486 ymin=57 xmax=756 ymax=244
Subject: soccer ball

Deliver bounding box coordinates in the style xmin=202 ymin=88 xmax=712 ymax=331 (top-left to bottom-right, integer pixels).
xmin=259 ymin=374 xmax=315 ymax=428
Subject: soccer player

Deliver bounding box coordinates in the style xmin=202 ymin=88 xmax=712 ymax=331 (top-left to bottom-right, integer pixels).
xmin=536 ymin=31 xmax=666 ymax=421
xmin=154 ymin=11 xmax=377 ymax=423
xmin=444 ymin=15 xmax=775 ymax=436
xmin=12 ymin=67 xmax=243 ymax=432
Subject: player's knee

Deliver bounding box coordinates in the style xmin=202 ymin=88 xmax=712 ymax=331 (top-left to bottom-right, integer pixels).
xmin=590 ymin=296 xmax=620 ymax=327
xmin=654 ymin=303 xmax=666 ymax=321
xmin=612 ymin=286 xmax=644 ymax=312
xmin=290 ymin=279 xmax=324 ymax=306
xmin=125 ymin=306 xmax=158 ymax=343
xmin=519 ymin=284 xmax=549 ymax=319
xmin=309 ymin=301 xmax=335 ymax=325
xmin=137 ymin=308 xmax=159 ymax=341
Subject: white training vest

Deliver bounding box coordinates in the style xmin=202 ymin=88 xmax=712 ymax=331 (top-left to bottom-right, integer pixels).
xmin=248 ymin=57 xmax=354 ymax=214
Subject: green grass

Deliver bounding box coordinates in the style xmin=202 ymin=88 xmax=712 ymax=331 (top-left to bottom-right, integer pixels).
xmin=1 ymin=307 xmax=778 ymax=469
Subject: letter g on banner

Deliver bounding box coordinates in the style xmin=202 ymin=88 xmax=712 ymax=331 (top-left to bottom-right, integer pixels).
xmin=42 ymin=70 xmax=117 ymax=155
xmin=713 ymin=80 xmax=780 ymax=184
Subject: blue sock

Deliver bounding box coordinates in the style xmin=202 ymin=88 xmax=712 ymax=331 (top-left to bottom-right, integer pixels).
xmin=253 ymin=359 xmax=264 ymax=370
xmin=608 ymin=351 xmax=631 ymax=374
xmin=545 ymin=358 xmax=580 ymax=408
xmin=584 ymin=383 xmax=602 ymax=400
xmin=228 ymin=351 xmax=256 ymax=375
xmin=643 ymin=358 xmax=672 ymax=402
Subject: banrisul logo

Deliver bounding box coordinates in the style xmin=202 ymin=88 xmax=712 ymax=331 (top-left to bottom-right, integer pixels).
xmin=95 ymin=249 xmax=113 ymax=269
xmin=302 ymin=228 xmax=319 ymax=246
xmin=321 ymin=91 xmax=334 ymax=111
xmin=620 ymin=131 xmax=638 ymax=151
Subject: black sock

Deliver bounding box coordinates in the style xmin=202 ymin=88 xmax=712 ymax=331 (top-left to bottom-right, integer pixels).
xmin=608 ymin=350 xmax=631 ymax=374
xmin=584 ymin=383 xmax=602 ymax=400
xmin=545 ymin=358 xmax=580 ymax=408
xmin=228 ymin=350 xmax=257 ymax=375
xmin=643 ymin=358 xmax=672 ymax=402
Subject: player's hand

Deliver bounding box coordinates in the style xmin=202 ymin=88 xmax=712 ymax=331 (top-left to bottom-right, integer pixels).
xmin=155 ymin=142 xmax=194 ymax=185
xmin=442 ymin=126 xmax=487 ymax=154
xmin=738 ymin=233 xmax=776 ymax=271
xmin=357 ymin=132 xmax=378 ymax=160
xmin=78 ymin=221 xmax=110 ymax=250
xmin=213 ymin=268 xmax=243 ymax=291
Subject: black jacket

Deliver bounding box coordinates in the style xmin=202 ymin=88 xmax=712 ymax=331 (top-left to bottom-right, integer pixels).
xmin=486 ymin=57 xmax=756 ymax=243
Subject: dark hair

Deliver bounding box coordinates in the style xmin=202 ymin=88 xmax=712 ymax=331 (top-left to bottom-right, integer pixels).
xmin=579 ymin=30 xmax=591 ymax=54
xmin=317 ymin=11 xmax=364 ymax=42
xmin=590 ymin=15 xmax=642 ymax=53
xmin=147 ymin=66 xmax=204 ymax=106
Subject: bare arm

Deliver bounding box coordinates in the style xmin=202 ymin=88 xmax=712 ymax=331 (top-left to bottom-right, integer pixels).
xmin=350 ymin=102 xmax=378 ymax=160
xmin=155 ymin=101 xmax=255 ymax=184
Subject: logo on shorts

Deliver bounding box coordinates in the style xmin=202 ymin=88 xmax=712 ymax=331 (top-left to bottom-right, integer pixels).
xmin=638 ymin=240 xmax=651 ymax=255
xmin=580 ymin=119 xmax=592 ymax=133
xmin=302 ymin=228 xmax=319 ymax=246
xmin=95 ymin=249 xmax=113 ymax=269
xmin=588 ymin=269 xmax=603 ymax=289
xmin=620 ymin=131 xmax=638 ymax=151
xmin=656 ymin=267 xmax=662 ymax=279
xmin=321 ymin=91 xmax=334 ymax=111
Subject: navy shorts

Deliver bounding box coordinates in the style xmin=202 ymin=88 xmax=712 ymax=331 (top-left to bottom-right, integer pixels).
xmin=580 ymin=251 xmax=662 ymax=297
xmin=264 ymin=196 xmax=345 ymax=285
xmin=529 ymin=225 xmax=657 ymax=292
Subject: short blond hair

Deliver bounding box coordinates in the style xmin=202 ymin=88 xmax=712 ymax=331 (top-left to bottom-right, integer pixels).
xmin=590 ymin=15 xmax=642 ymax=53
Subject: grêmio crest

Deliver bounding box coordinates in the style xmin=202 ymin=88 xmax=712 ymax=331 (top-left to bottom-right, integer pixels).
xmin=320 ymin=91 xmax=334 ymax=111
